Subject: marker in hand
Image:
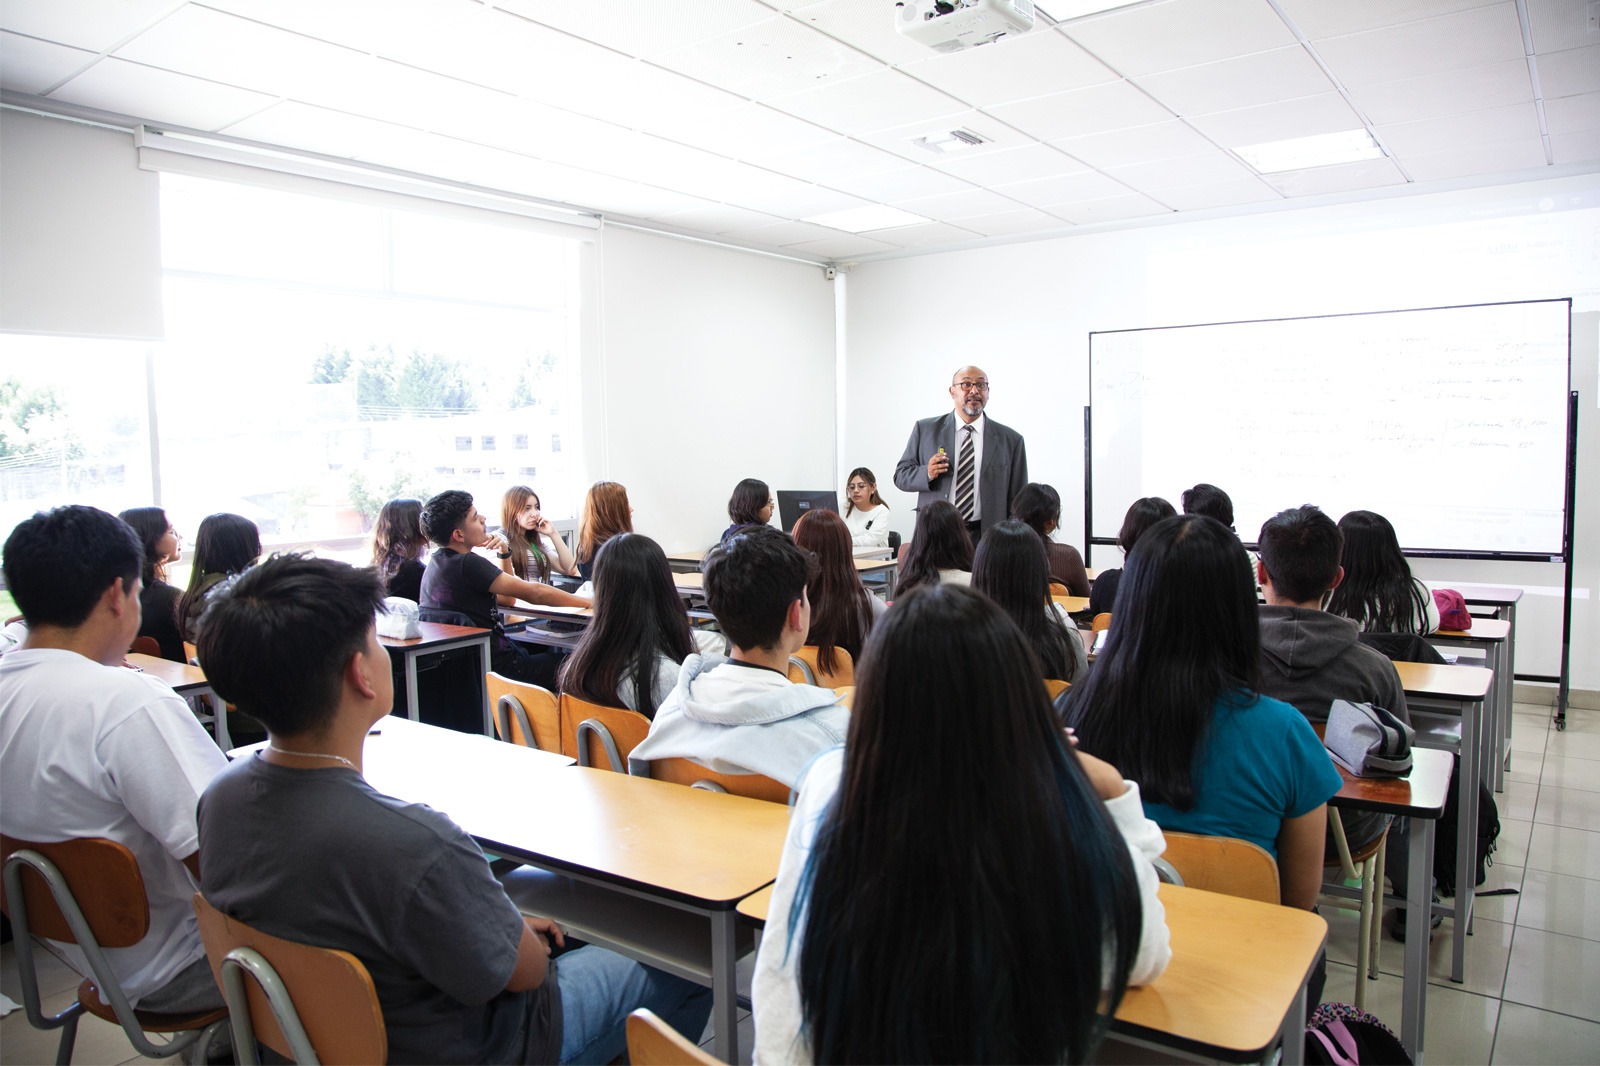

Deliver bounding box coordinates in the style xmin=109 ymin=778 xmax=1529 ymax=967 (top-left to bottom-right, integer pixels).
xmin=928 ymin=446 xmax=951 ymax=481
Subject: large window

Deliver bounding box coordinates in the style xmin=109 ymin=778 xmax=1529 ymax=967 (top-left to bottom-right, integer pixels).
xmin=1 ymin=173 xmax=584 ymax=550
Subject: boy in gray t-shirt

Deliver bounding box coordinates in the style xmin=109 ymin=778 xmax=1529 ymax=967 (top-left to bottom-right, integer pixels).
xmin=195 ymin=553 xmax=708 ymax=1064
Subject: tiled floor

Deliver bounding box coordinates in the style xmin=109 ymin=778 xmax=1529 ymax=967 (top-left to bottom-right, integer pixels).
xmin=4 ymin=704 xmax=1597 ymax=1064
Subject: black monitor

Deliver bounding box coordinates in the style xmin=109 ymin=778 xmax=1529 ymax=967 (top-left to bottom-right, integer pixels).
xmin=776 ymin=490 xmax=838 ymax=533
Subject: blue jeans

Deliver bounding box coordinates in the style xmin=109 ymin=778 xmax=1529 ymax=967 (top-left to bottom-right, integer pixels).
xmin=553 ymin=946 xmax=712 ymax=1065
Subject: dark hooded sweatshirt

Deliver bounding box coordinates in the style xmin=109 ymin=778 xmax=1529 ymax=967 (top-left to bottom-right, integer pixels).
xmin=1257 ymin=605 xmax=1410 ymax=725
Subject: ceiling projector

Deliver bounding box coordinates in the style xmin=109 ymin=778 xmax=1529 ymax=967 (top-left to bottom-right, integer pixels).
xmin=895 ymin=0 xmax=1036 ymax=53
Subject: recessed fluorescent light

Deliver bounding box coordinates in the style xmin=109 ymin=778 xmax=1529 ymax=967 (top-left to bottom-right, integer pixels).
xmin=1032 ymin=0 xmax=1152 ymax=23
xmin=802 ymin=205 xmax=931 ymax=232
xmin=911 ymin=128 xmax=989 ymax=155
xmin=1234 ymin=129 xmax=1385 ymax=174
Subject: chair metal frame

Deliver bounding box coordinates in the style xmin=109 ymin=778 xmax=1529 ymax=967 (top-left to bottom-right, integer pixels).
xmin=1324 ymin=810 xmax=1388 ymax=1010
xmin=217 ymin=947 xmax=320 ymax=1066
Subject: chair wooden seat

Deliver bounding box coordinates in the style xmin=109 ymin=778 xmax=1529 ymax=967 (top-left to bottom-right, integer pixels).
xmin=1159 ymin=831 xmax=1281 ymax=906
xmin=486 ymin=672 xmax=561 ymax=752
xmin=786 ymin=645 xmax=854 ymax=688
xmin=560 ymin=694 xmax=652 ymax=772
xmin=77 ymin=977 xmax=227 ymax=1031
xmin=628 ymin=1008 xmax=722 ymax=1065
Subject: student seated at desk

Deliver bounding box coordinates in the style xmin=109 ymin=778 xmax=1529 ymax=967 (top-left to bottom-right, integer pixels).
xmin=371 ymin=497 xmax=428 ymax=602
xmin=176 ymin=512 xmax=260 ymax=643
xmin=1060 ymin=515 xmax=1342 ymax=922
xmin=1327 ymin=510 xmax=1440 ymax=636
xmin=792 ymin=508 xmax=881 ymax=679
xmin=195 ymin=554 xmax=711 ymax=1065
xmin=1087 ymin=496 xmax=1175 ymax=618
xmin=574 ymin=481 xmax=633 ymax=582
xmin=752 ymin=584 xmax=1170 ymax=1064
xmin=842 ymin=466 xmax=890 ymax=548
xmin=721 ymin=477 xmax=773 ymax=545
xmin=1009 ymin=482 xmax=1090 ymax=596
xmin=1182 ymin=482 xmax=1237 ymax=533
xmin=559 ymin=533 xmax=723 ymax=718
xmin=894 ymin=499 xmax=974 ymax=596
xmin=497 ymin=485 xmax=579 ymax=600
xmin=419 ymin=490 xmax=590 ymax=691
xmin=118 ymin=505 xmax=186 ymax=661
xmin=628 ymin=525 xmax=848 ymax=788
xmin=972 ymin=520 xmax=1086 ymax=684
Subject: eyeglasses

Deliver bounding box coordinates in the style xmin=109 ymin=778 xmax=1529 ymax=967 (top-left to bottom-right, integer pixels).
xmin=846 ymin=482 xmax=870 ymax=491
xmin=952 ymin=380 xmax=990 ymax=392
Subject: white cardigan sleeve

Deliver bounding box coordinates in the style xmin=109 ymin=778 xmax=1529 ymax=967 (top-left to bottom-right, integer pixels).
xmin=1103 ymin=780 xmax=1173 ymax=987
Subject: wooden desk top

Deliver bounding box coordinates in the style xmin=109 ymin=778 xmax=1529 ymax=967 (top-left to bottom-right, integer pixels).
xmin=377 ymin=621 xmax=490 ymax=648
xmin=1394 ymin=660 xmax=1492 ymax=701
xmin=1085 ymin=567 xmax=1099 ymax=582
xmin=1051 ymin=595 xmax=1090 ymax=614
xmin=1322 ymin=735 xmax=1453 ymax=819
xmin=735 ymin=881 xmax=1327 ymax=1062
xmin=1432 ymin=618 xmax=1511 ymax=641
xmin=674 ymin=572 xmax=705 ymax=591
xmin=127 ymin=652 xmax=211 ymax=693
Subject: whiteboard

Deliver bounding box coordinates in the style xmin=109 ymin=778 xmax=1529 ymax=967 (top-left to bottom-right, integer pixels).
xmin=1088 ymin=300 xmax=1572 ymax=558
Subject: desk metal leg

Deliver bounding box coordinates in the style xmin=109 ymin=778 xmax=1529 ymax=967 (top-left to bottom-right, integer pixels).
xmin=404 ymin=652 xmax=421 ymax=722
xmin=208 ymin=693 xmax=233 ymax=752
xmin=476 ymin=637 xmax=492 ymax=736
xmin=1402 ymin=819 xmax=1435 ymax=1061
xmin=1281 ymin=961 xmax=1310 ymax=1066
xmin=710 ymin=909 xmax=740 ymax=1062
xmin=1502 ymin=603 xmax=1517 ymax=778
xmin=1451 ymin=704 xmax=1479 ymax=985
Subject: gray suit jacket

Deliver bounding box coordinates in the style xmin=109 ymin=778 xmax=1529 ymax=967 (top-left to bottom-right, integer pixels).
xmin=893 ymin=412 xmax=1028 ymax=535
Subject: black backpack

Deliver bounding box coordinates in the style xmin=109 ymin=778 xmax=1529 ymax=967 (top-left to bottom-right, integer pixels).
xmin=1434 ymin=754 xmax=1500 ymax=897
xmin=1305 ymin=1003 xmax=1411 ymax=1064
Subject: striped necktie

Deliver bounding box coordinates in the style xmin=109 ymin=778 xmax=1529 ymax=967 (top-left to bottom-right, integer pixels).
xmin=955 ymin=424 xmax=976 ymax=521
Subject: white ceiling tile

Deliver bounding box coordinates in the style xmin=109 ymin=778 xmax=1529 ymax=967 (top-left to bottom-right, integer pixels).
xmin=1155 ymin=177 xmax=1282 ymax=210
xmin=991 ymin=169 xmax=1130 ymax=206
xmin=648 ymin=102 xmax=836 ymax=159
xmin=1185 ymin=93 xmax=1367 ymax=147
xmin=890 ymin=186 xmax=1029 ymax=218
xmin=1538 ymin=45 xmax=1600 ymax=97
xmin=0 ymin=0 xmax=183 ymax=52
xmin=869 ymin=220 xmax=986 ymax=248
xmin=1063 ymin=0 xmax=1298 ymax=78
xmin=48 ymin=56 xmax=275 ymax=129
xmin=0 ymin=31 xmax=96 ymax=94
xmin=497 ymin=0 xmax=774 ymax=58
xmin=1310 ymin=4 xmax=1527 ymax=86
xmin=352 ymin=128 xmax=532 ymax=185
xmin=1545 ymin=92 xmax=1600 ymax=133
xmin=1260 ymin=156 xmax=1407 ymax=196
xmin=784 ymin=0 xmax=953 ymax=66
xmin=1401 ymin=137 xmax=1550 ymax=179
xmin=899 ymin=30 xmax=1117 ymax=105
xmin=855 ymin=110 xmax=1035 ymax=163
xmin=113 ymin=6 xmax=367 ymax=98
xmin=741 ymin=136 xmax=914 ymax=182
xmin=653 ymin=14 xmax=880 ymax=100
xmin=614 ymin=138 xmax=815 ymax=202
xmin=220 ymin=101 xmax=417 ymax=157
xmin=559 ymin=175 xmax=722 ymax=218
xmin=720 ymin=219 xmax=852 ymax=245
xmin=563 ymin=62 xmax=752 ymax=132
xmin=821 ymin=164 xmax=976 ymax=201
xmin=731 ymin=183 xmax=873 ymax=218
xmin=1103 ymin=150 xmax=1255 ymax=191
xmin=1274 ymin=0 xmax=1503 ymax=39
xmin=651 ymin=202 xmax=790 ymax=233
xmin=292 ymin=57 xmax=523 ymax=133
xmin=1376 ymin=102 xmax=1541 ymax=154
xmin=1046 ymin=192 xmax=1172 ymax=223
xmin=766 ymin=68 xmax=967 ymax=135
xmin=203 ymin=0 xmax=485 ymax=55
xmin=1132 ymin=46 xmax=1335 ymax=116
xmin=950 ymin=207 xmax=1070 ymax=236
xmin=1550 ymin=127 xmax=1600 ymax=164
xmin=1526 ymin=0 xmax=1594 ymax=53
xmin=443 ymin=150 xmax=615 ymax=207
xmin=984 ymin=79 xmax=1172 ymax=140
xmin=784 ymin=233 xmax=899 ymax=257
xmin=1051 ymin=120 xmax=1217 ymax=168
xmin=1348 ymin=61 xmax=1533 ymax=125
xmin=927 ymin=142 xmax=1090 ymax=184
xmin=424 ymin=97 xmax=614 ymax=162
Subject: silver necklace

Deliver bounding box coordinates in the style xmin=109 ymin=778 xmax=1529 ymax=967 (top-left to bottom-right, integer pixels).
xmin=267 ymin=745 xmax=356 ymax=771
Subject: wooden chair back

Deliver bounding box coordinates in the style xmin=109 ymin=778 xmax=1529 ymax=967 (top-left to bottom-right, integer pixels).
xmin=1092 ymin=612 xmax=1112 ymax=632
xmin=627 ymin=1008 xmax=722 ymax=1066
xmin=646 ymin=757 xmax=792 ymax=804
xmin=485 ymin=673 xmax=561 ymax=752
xmin=1160 ymin=832 xmax=1281 ymax=905
xmin=129 ymin=636 xmax=161 ymax=658
xmin=559 ymin=694 xmax=652 ymax=772
xmin=193 ymin=894 xmax=387 ymax=1065
xmin=1043 ymin=678 xmax=1071 ymax=700
xmin=786 ymin=645 xmax=855 ymax=687
xmin=0 ymin=836 xmax=149 ymax=947
xmin=184 ymin=640 xmax=199 ymax=665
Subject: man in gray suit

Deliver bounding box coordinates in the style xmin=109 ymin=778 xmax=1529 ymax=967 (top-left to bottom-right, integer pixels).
xmin=894 ymin=365 xmax=1028 ymax=544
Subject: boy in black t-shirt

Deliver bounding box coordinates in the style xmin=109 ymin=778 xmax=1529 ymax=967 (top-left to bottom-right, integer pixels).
xmin=419 ymin=490 xmax=590 ymax=689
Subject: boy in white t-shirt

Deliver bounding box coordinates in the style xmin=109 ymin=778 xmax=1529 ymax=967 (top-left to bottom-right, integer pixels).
xmin=0 ymin=505 xmax=228 ymax=1012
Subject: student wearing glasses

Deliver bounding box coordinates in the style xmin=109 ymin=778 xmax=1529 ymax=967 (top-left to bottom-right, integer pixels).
xmin=893 ymin=365 xmax=1028 ymax=544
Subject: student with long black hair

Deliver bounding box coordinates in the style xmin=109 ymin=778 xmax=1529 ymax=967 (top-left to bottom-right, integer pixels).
xmin=972 ymin=519 xmax=1086 ymax=683
xmin=753 ymin=583 xmax=1170 ymax=1064
xmin=119 ymin=505 xmax=185 ymax=661
xmin=1086 ymin=495 xmax=1175 ymax=617
xmin=894 ymin=499 xmax=974 ymax=596
xmin=177 ymin=512 xmax=261 ymax=642
xmin=1059 ymin=514 xmax=1342 ymax=916
xmin=558 ymin=533 xmax=722 ymax=718
xmin=370 ymin=498 xmax=428 ymax=601
xmin=1009 ymin=482 xmax=1090 ymax=595
xmin=792 ymin=508 xmax=880 ymax=678
xmin=1327 ymin=509 xmax=1439 ymax=635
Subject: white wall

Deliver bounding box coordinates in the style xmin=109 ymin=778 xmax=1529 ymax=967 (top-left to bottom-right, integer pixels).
xmin=588 ymin=226 xmax=837 ymax=554
xmin=845 ymin=175 xmax=1600 ymax=689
